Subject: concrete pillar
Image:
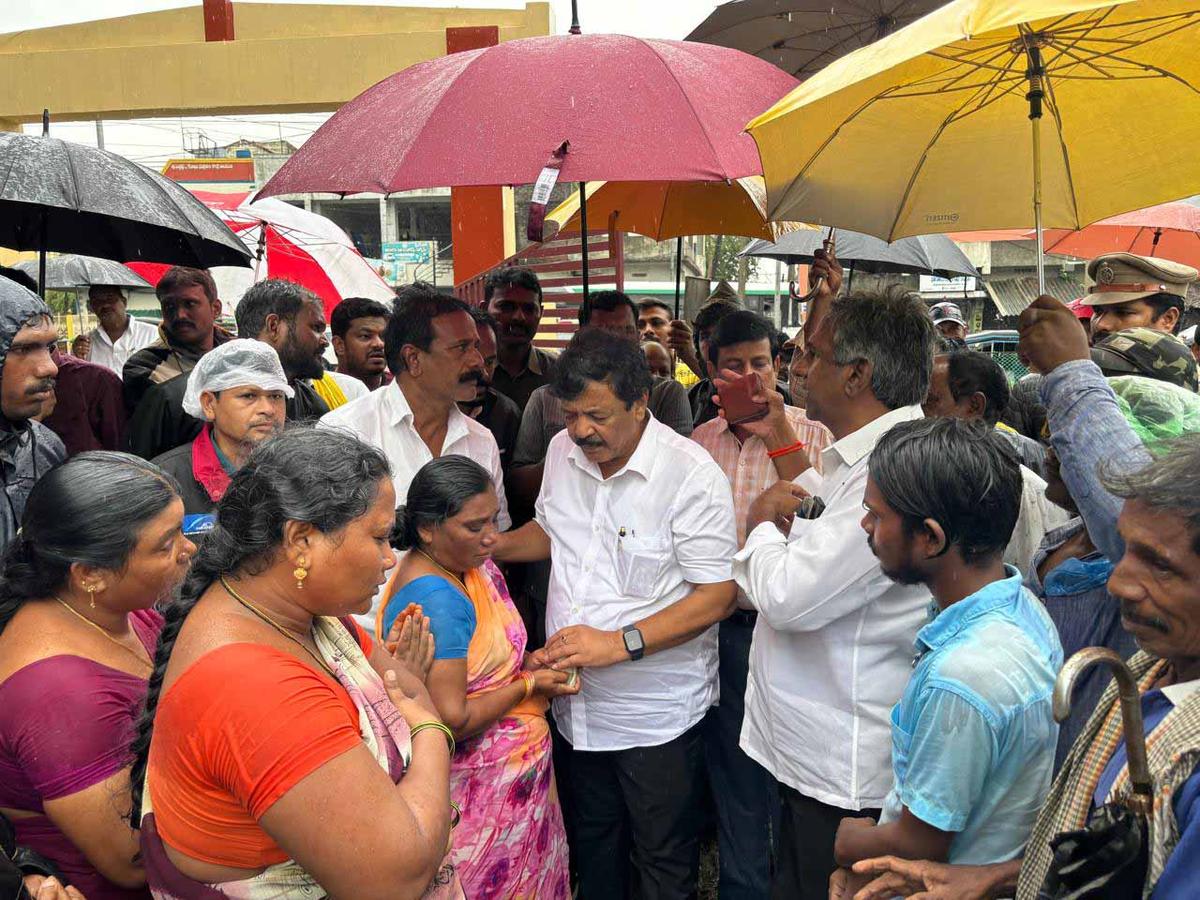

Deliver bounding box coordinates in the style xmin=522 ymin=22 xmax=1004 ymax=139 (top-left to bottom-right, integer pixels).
xmin=447 ymin=25 xmax=515 ymax=285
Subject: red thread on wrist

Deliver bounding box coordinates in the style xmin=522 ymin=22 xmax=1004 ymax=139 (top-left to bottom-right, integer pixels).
xmin=767 ymin=440 xmax=806 ymax=459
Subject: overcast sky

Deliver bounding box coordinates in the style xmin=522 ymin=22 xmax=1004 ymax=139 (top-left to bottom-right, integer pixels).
xmin=4 ymin=0 xmax=718 ymax=168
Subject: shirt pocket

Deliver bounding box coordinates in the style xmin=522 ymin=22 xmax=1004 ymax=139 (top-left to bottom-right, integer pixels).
xmin=616 ymin=531 xmax=670 ymax=598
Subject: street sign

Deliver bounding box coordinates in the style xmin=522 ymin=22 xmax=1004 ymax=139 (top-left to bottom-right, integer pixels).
xmin=382 ymin=241 xmax=435 ymax=265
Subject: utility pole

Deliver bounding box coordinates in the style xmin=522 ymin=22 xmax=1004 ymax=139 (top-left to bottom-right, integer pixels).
xmin=95 ymin=119 xmax=105 ymax=150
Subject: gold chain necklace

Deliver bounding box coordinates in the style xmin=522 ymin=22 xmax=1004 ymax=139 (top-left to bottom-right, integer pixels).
xmin=219 ymin=577 xmax=337 ymax=679
xmin=414 ymin=548 xmax=469 ymax=595
xmin=54 ymin=597 xmax=153 ymax=671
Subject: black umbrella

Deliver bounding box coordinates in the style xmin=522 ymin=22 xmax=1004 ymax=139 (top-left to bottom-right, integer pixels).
xmin=687 ymin=0 xmax=949 ymax=80
xmin=13 ymin=254 xmax=151 ymax=290
xmin=0 ymin=125 xmax=251 ymax=296
xmin=740 ymin=228 xmax=979 ymax=279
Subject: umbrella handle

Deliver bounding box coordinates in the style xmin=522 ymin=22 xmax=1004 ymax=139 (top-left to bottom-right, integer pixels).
xmin=795 ymin=229 xmax=837 ymax=303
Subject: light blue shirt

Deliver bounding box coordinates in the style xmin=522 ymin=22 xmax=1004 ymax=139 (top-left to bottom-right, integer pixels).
xmin=879 ymin=569 xmax=1063 ymax=864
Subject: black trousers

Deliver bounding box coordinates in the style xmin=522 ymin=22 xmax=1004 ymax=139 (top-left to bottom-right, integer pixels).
xmin=772 ymin=785 xmax=880 ymax=900
xmin=567 ymin=721 xmax=707 ymax=900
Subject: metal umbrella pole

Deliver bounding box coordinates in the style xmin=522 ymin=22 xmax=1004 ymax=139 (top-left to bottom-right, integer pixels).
xmin=38 ymin=109 xmax=50 ymax=299
xmin=1025 ymin=36 xmax=1047 ymax=297
xmin=578 ymin=182 xmax=591 ymax=317
xmin=674 ymin=235 xmax=683 ymax=318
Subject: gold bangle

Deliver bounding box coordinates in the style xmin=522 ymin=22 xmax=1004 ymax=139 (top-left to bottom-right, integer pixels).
xmin=521 ymin=671 xmax=536 ymax=702
xmin=410 ymin=720 xmax=455 ymax=756
xmin=450 ymin=800 xmax=462 ymax=829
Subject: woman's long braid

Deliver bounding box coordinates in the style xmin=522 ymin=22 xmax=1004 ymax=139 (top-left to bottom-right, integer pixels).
xmin=126 ymin=522 xmax=258 ymax=826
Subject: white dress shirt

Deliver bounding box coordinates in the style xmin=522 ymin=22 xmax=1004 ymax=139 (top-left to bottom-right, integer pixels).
xmin=734 ymin=404 xmax=931 ymax=810
xmin=319 ymin=381 xmax=509 ymax=623
xmin=537 ymin=415 xmax=737 ymax=752
xmin=87 ymin=316 xmax=160 ymax=378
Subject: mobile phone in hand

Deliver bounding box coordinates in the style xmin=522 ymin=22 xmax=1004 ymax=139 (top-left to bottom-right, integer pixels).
xmin=719 ymin=372 xmax=768 ymax=425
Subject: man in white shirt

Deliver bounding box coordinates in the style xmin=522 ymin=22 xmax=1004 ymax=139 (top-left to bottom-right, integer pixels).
xmin=80 ymin=285 xmax=158 ymax=377
xmin=494 ymin=328 xmax=737 ymax=900
xmin=320 ymin=284 xmax=508 ymax=625
xmin=691 ymin=309 xmax=833 ymax=899
xmin=735 ymin=284 xmax=937 ymax=900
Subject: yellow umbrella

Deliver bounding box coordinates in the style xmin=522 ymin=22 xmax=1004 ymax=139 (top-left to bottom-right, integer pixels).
xmin=544 ymin=176 xmax=812 ymax=314
xmin=746 ymin=0 xmax=1200 ymax=294
xmin=543 ymin=176 xmax=806 ymax=242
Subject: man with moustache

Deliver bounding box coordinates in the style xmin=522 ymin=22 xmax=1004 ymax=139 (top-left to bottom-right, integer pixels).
xmin=150 ymin=340 xmax=290 ymax=524
xmin=78 ymin=284 xmax=159 ymax=377
xmin=458 ymin=309 xmax=522 ymax=472
xmin=320 ymin=283 xmax=509 ymax=625
xmin=124 ymin=267 xmax=232 ymax=459
xmin=484 ymin=267 xmax=557 ymax=412
xmin=493 ymin=328 xmax=738 ymax=900
xmin=840 ymin=435 xmax=1200 ymax=900
xmin=124 ymin=267 xmax=229 ymax=412
xmin=330 ymin=296 xmax=392 ymax=391
xmin=0 ymin=276 xmax=66 ymax=554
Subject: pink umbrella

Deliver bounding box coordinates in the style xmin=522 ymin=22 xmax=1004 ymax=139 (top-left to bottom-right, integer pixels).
xmin=258 ymin=34 xmax=798 ymax=296
xmin=129 ymin=191 xmax=394 ymax=317
xmin=260 ymin=35 xmax=796 ymax=193
xmin=1042 ymin=202 xmax=1200 ymax=268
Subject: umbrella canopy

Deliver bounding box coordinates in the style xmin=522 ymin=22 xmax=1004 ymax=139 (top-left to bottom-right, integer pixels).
xmin=259 ymin=34 xmax=798 ymax=197
xmin=543 ymin=177 xmax=809 ymax=241
xmin=740 ymin=228 xmax=980 ymax=277
xmin=1042 ymin=201 xmax=1200 ymax=268
xmin=0 ymin=132 xmax=251 ymax=269
xmin=746 ymin=0 xmax=1200 ymax=251
xmin=687 ymin=0 xmax=950 ymax=79
xmin=127 ymin=192 xmax=395 ymax=316
xmin=13 ymin=254 xmax=150 ymax=290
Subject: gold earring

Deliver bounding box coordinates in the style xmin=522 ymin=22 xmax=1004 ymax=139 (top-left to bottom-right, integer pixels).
xmin=86 ymin=585 xmax=97 ymax=609
xmin=294 ymin=563 xmax=308 ymax=590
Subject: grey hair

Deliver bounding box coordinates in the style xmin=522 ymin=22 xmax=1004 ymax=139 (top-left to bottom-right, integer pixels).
xmin=827 ymin=285 xmax=936 ymax=409
xmin=1102 ymin=434 xmax=1200 ymax=554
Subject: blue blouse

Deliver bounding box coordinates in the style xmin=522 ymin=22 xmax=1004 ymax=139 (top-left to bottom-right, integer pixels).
xmin=381 ymin=575 xmax=476 ymax=660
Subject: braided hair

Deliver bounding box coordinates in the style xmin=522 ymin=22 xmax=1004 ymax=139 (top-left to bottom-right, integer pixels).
xmin=126 ymin=426 xmax=391 ymax=824
xmin=0 ymin=452 xmax=179 ymax=637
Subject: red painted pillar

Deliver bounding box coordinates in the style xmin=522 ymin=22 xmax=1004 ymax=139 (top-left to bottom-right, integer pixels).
xmin=202 ymin=0 xmax=235 ymax=41
xmin=447 ymin=26 xmax=515 ymax=286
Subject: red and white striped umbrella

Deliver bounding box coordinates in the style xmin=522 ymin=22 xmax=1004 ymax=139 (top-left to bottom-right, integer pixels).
xmin=129 ymin=190 xmax=395 ymax=316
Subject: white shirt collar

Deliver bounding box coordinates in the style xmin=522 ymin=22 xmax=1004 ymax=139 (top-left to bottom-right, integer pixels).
xmin=1161 ymin=677 xmax=1200 ymax=707
xmin=566 ymin=413 xmax=662 ymax=482
xmin=384 ymin=379 xmax=470 ymax=445
xmin=828 ymin=404 xmax=925 ymax=468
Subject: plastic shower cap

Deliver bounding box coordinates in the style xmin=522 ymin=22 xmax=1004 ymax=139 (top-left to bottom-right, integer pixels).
xmin=1109 ymin=375 xmax=1200 ymax=446
xmin=182 ymin=339 xmax=295 ymax=419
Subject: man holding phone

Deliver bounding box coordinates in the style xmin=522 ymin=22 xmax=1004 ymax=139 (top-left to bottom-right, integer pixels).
xmin=692 ymin=310 xmax=831 ymax=898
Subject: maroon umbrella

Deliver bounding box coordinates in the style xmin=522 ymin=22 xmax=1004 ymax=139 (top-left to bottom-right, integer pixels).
xmin=260 ymin=35 xmax=798 ymax=195
xmin=258 ymin=34 xmax=797 ymax=297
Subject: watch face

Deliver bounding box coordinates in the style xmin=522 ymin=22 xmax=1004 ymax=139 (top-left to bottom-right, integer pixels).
xmin=624 ymin=628 xmax=645 ymax=653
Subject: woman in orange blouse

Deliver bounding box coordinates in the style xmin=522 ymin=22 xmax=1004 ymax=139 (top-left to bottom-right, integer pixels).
xmin=128 ymin=427 xmax=461 ymax=899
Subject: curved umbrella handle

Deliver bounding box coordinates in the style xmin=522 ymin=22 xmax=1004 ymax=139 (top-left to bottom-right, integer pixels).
xmin=1054 ymin=647 xmax=1154 ymax=815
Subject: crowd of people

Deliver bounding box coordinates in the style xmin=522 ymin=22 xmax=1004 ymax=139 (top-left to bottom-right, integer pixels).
xmin=1 ymin=243 xmax=1200 ymax=900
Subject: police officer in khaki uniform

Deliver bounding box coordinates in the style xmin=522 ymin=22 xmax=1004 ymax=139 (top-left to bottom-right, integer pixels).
xmin=1084 ymin=252 xmax=1197 ymax=342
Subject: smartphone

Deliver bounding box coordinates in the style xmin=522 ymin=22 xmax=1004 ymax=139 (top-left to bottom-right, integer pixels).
xmin=719 ymin=372 xmax=768 ymax=425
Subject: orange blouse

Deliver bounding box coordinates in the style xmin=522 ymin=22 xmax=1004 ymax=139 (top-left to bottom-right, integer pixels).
xmin=147 ymin=624 xmax=374 ymax=869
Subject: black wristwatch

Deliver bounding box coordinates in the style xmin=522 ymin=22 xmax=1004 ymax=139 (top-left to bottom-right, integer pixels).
xmin=621 ymin=624 xmax=645 ymax=661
